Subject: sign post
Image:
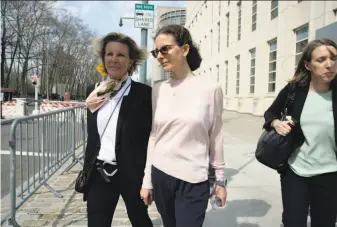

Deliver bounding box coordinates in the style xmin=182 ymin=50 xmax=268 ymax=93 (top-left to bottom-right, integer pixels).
xmin=134 ymin=2 xmax=154 ymax=84
xmin=31 ymin=74 xmax=40 ymax=115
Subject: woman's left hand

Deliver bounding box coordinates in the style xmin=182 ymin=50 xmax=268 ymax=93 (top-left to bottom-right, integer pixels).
xmin=212 ymin=185 xmax=227 ymax=207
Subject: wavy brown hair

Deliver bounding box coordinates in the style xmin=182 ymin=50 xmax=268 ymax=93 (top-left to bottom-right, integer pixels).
xmin=289 ymin=38 xmax=337 ymax=87
xmin=93 ymin=32 xmax=147 ymax=76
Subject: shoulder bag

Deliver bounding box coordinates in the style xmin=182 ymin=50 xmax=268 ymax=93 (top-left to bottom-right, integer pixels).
xmin=255 ymin=84 xmax=296 ymax=170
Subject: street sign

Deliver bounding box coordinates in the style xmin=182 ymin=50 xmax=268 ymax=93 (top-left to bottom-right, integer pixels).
xmin=31 ymin=74 xmax=38 ymax=81
xmin=134 ymin=3 xmax=154 ymax=29
xmin=31 ymin=74 xmax=39 ymax=87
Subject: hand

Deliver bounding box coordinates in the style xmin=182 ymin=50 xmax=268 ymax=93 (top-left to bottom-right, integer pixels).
xmin=211 ymin=185 xmax=227 ymax=207
xmin=272 ymin=119 xmax=292 ymax=136
xmin=140 ymin=188 xmax=153 ymax=206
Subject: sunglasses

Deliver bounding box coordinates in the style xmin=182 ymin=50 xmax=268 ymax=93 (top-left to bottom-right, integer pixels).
xmin=150 ymin=45 xmax=176 ymax=58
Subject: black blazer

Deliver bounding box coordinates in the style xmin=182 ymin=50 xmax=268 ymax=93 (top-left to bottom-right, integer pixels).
xmin=83 ymin=80 xmax=152 ymax=201
xmin=263 ymin=82 xmax=337 ymax=152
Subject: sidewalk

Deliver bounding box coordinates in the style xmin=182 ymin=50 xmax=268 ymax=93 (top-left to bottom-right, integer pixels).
xmin=2 ymin=110 xmax=283 ymax=227
xmin=9 ymin=162 xmax=162 ymax=227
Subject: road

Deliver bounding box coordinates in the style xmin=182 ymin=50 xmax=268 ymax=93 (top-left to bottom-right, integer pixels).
xmin=1 ymin=118 xmax=83 ymax=199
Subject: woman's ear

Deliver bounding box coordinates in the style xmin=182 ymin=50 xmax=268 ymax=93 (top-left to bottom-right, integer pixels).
xmin=182 ymin=44 xmax=190 ymax=57
xmin=304 ymin=61 xmax=311 ymax=71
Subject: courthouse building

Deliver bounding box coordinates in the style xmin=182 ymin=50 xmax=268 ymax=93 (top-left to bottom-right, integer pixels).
xmin=185 ymin=1 xmax=337 ymax=116
xmin=151 ymin=6 xmax=186 ymax=85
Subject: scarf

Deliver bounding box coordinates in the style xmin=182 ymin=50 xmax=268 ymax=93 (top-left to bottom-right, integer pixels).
xmin=85 ymin=75 xmax=128 ymax=113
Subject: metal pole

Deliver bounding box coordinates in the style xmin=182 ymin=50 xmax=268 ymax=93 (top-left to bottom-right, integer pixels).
xmin=140 ymin=28 xmax=148 ymax=84
xmin=8 ymin=121 xmax=20 ymax=226
xmin=46 ymin=48 xmax=49 ymax=100
xmin=32 ymin=84 xmax=40 ymax=115
xmin=139 ymin=0 xmax=148 ymax=84
xmin=34 ymin=87 xmax=38 ymax=111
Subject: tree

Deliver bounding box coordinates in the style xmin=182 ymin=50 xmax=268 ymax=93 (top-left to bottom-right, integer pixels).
xmin=1 ymin=0 xmax=100 ymax=98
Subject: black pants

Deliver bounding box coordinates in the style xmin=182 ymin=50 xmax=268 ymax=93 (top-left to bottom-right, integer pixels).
xmin=86 ymin=165 xmax=153 ymax=227
xmin=152 ymin=166 xmax=209 ymax=227
xmin=281 ymin=167 xmax=337 ymax=227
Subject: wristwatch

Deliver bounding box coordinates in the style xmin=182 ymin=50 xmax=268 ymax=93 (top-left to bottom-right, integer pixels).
xmin=215 ymin=179 xmax=227 ymax=188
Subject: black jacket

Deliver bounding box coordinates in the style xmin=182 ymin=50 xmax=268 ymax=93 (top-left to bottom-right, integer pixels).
xmin=263 ymin=82 xmax=337 ymax=152
xmin=83 ymin=80 xmax=152 ymax=201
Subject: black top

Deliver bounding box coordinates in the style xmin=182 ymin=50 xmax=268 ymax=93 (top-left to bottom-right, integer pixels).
xmin=263 ymin=82 xmax=337 ymax=152
xmin=83 ymin=80 xmax=152 ymax=201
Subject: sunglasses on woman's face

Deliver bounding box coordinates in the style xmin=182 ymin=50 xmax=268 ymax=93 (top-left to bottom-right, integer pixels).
xmin=150 ymin=45 xmax=176 ymax=58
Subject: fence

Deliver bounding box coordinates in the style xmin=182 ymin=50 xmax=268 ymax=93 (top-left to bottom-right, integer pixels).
xmin=0 ymin=106 xmax=87 ymax=226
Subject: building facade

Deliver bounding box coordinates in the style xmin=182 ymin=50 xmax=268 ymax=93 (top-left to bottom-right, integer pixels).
xmin=186 ymin=1 xmax=337 ymax=116
xmin=151 ymin=6 xmax=186 ymax=85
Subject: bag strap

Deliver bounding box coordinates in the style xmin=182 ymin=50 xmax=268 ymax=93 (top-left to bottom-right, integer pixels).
xmin=85 ymin=83 xmax=131 ymax=172
xmin=281 ymin=83 xmax=296 ymax=117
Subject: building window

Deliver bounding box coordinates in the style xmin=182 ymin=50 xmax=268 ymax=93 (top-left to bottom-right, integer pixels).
xmin=219 ymin=1 xmax=221 ymax=16
xmin=268 ymin=39 xmax=277 ymax=92
xmin=226 ymin=13 xmax=230 ymax=47
xmin=236 ymin=55 xmax=240 ymax=95
xmin=225 ymin=61 xmax=229 ymax=96
xmin=216 ymin=65 xmax=219 ymax=82
xmin=252 ymin=1 xmax=257 ymax=31
xmin=333 ymin=8 xmax=337 ymax=21
xmin=271 ymin=0 xmax=278 ymax=20
xmin=218 ymin=22 xmax=220 ymax=53
xmin=228 ymin=0 xmax=230 ymax=6
xmin=250 ymin=48 xmax=256 ymax=94
xmin=295 ymin=25 xmax=309 ymax=68
xmin=237 ymin=1 xmax=241 ymax=41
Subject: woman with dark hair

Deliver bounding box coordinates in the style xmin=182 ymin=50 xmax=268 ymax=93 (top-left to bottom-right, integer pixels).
xmin=78 ymin=32 xmax=153 ymax=227
xmin=263 ymin=38 xmax=337 ymax=227
xmin=140 ymin=24 xmax=227 ymax=227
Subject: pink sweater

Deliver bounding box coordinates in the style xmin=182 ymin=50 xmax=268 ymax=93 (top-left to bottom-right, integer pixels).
xmin=142 ymin=75 xmax=225 ymax=189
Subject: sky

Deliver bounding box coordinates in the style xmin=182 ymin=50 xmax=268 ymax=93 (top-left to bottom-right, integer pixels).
xmin=53 ymin=1 xmax=186 ymax=81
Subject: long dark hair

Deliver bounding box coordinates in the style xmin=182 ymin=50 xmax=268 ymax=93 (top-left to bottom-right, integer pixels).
xmin=154 ymin=25 xmax=202 ymax=71
xmin=289 ymin=38 xmax=337 ymax=88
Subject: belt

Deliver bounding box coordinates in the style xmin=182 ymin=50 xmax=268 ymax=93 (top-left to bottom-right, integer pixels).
xmin=95 ymin=160 xmax=118 ymax=183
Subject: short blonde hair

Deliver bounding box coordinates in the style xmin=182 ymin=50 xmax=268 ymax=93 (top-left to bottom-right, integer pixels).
xmin=92 ymin=32 xmax=147 ymax=76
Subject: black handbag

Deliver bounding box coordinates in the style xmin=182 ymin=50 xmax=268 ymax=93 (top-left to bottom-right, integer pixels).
xmin=75 ymin=83 xmax=130 ymax=193
xmin=255 ymin=84 xmax=296 ymax=170
xmin=75 ymin=164 xmax=94 ymax=193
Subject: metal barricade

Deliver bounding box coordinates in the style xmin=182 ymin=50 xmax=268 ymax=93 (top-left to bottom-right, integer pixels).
xmin=0 ymin=106 xmax=87 ymax=226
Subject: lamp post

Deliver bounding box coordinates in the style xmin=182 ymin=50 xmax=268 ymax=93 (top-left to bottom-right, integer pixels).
xmin=119 ymin=0 xmax=149 ymax=84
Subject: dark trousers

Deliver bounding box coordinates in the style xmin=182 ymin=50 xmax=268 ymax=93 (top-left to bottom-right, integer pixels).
xmin=86 ymin=166 xmax=153 ymax=227
xmin=151 ymin=166 xmax=209 ymax=227
xmin=281 ymin=167 xmax=337 ymax=227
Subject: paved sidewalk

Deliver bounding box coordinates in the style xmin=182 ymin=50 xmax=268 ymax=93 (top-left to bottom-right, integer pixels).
xmin=1 ymin=110 xmax=308 ymax=227
xmin=8 ymin=162 xmax=162 ymax=227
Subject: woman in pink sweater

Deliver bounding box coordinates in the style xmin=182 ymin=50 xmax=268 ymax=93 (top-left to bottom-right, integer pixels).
xmin=140 ymin=25 xmax=227 ymax=227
